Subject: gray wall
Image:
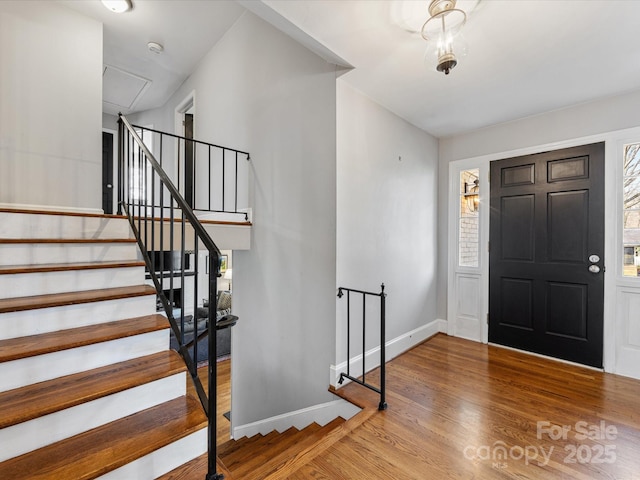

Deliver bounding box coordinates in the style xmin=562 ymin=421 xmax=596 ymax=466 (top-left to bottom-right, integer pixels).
xmin=0 ymin=1 xmax=102 ymax=210
xmin=102 ymin=113 xmax=118 ymax=133
xmin=336 ymin=80 xmax=439 ymax=361
xmin=130 ymin=11 xmax=339 ymax=427
xmin=437 ymin=89 xmax=640 ymax=321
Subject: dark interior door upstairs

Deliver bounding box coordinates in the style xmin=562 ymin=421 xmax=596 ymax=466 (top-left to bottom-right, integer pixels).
xmin=489 ymin=143 xmax=605 ymax=368
xmin=102 ymin=131 xmax=114 ymax=215
xmin=184 ymin=113 xmax=194 ymax=209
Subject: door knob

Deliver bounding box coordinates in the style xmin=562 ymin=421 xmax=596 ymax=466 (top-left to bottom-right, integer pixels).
xmin=589 ymin=265 xmax=601 ymax=273
xmin=589 ymin=254 xmax=600 ymax=263
xmin=107 ymin=184 xmax=113 ymax=188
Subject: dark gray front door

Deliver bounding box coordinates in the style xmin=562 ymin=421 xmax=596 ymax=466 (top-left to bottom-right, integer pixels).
xmin=489 ymin=142 xmax=605 ymax=367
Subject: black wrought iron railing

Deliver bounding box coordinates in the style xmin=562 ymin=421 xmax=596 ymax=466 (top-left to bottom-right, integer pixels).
xmin=118 ymin=113 xmax=236 ymax=480
xmin=125 ymin=124 xmax=250 ymax=221
xmin=337 ymin=284 xmax=387 ymax=411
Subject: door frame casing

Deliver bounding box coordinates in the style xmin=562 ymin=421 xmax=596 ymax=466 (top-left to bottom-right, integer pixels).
xmin=447 ymin=127 xmax=640 ymax=374
xmin=174 ymin=91 xmax=196 ymax=198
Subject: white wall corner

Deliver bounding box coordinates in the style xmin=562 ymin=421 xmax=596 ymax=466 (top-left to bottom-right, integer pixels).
xmin=231 ymin=399 xmax=360 ymax=440
xmin=330 ymin=319 xmax=446 ymax=389
xmin=436 ymin=318 xmax=448 ymax=333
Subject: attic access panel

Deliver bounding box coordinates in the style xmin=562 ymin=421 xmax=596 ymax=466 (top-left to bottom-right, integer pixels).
xmin=103 ymin=64 xmax=151 ymax=112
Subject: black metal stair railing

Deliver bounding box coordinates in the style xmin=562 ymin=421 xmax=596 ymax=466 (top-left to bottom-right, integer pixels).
xmin=129 ymin=124 xmax=250 ymax=220
xmin=118 ymin=113 xmax=238 ymax=480
xmin=337 ymin=283 xmax=388 ymax=411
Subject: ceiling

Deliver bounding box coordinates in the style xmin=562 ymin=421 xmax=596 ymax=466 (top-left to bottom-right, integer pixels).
xmin=60 ymin=0 xmax=640 ymax=138
xmin=60 ymin=0 xmax=245 ymax=116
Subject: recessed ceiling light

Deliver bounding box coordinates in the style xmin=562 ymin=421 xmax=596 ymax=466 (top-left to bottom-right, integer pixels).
xmin=147 ymin=42 xmax=164 ymax=54
xmin=101 ymin=0 xmax=132 ymax=14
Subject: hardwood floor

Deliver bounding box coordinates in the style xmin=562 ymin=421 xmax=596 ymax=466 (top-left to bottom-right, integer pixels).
xmin=189 ymin=334 xmax=640 ymax=479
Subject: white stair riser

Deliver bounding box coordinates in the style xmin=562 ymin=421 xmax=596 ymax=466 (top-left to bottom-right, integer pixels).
xmin=97 ymin=428 xmax=207 ymax=480
xmin=0 ymin=266 xmax=146 ymax=299
xmin=0 ymin=330 xmax=168 ymax=393
xmin=0 ymin=243 xmax=140 ymax=266
xmin=0 ymin=213 xmax=132 ymax=239
xmin=0 ymin=373 xmax=186 ymax=463
xmin=0 ymin=296 xmax=156 ymax=341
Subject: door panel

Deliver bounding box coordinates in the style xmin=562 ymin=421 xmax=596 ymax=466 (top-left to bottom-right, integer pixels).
xmin=500 ymin=278 xmax=533 ymax=330
xmin=501 ymin=195 xmax=535 ymax=261
xmin=545 ymin=281 xmax=587 ymax=339
xmin=489 ymin=142 xmax=605 ymax=367
xmin=547 ymin=190 xmax=588 ymax=263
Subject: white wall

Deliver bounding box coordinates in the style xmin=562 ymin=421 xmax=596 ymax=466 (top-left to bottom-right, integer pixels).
xmin=336 ymin=81 xmax=439 ymax=366
xmin=437 ymin=89 xmax=640 ymax=321
xmin=0 ymin=1 xmax=102 ymax=210
xmin=130 ymin=11 xmax=339 ymax=430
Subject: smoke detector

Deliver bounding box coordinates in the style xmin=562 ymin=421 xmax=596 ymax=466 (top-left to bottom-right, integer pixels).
xmin=147 ymin=42 xmax=164 ymax=54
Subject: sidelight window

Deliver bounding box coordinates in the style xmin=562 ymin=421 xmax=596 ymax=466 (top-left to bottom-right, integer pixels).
xmin=459 ymin=169 xmax=480 ymax=267
xmin=623 ymin=143 xmax=640 ymax=277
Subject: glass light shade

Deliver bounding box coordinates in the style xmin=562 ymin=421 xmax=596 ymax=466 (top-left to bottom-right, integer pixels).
xmin=424 ymin=31 xmax=468 ymax=74
xmin=422 ymin=3 xmax=467 ymax=75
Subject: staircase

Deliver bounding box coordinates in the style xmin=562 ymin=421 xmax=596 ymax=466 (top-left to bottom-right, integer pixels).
xmin=0 ymin=208 xmax=207 ymax=479
xmin=160 ymin=419 xmax=346 ymax=480
xmin=160 ymin=376 xmax=380 ymax=480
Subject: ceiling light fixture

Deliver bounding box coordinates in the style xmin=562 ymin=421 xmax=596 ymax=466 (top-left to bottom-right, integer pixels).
xmin=101 ymin=0 xmax=132 ymax=14
xmin=421 ymin=0 xmax=468 ymax=75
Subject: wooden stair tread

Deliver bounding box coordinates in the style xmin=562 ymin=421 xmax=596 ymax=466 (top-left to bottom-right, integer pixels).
xmin=0 ymin=395 xmax=207 ymax=480
xmin=220 ymin=425 xmax=322 ymax=473
xmin=0 ymin=238 xmax=136 ymax=244
xmin=221 ymin=428 xmax=304 ymax=471
xmin=0 ymin=260 xmax=145 ymax=275
xmin=157 ymin=454 xmax=233 ymax=480
xmin=233 ymin=421 xmax=343 ymax=479
xmin=330 ymin=380 xmax=383 ymax=410
xmin=261 ymin=418 xmax=346 ymax=480
xmin=264 ymin=415 xmax=378 ymax=480
xmin=0 ymin=314 xmax=168 ymax=363
xmin=199 ymin=219 xmax=252 ymax=227
xmin=218 ymin=431 xmax=280 ymax=459
xmin=0 ymin=350 xmax=185 ymax=429
xmin=0 ymin=285 xmax=156 ymax=314
xmin=134 ymin=215 xmax=252 ymax=227
xmin=0 ymin=208 xmax=126 ymax=219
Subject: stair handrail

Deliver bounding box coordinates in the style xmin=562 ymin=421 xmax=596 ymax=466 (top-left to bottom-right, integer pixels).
xmin=126 ymin=124 xmax=250 ymax=220
xmin=337 ymin=283 xmax=388 ymax=411
xmin=118 ymin=113 xmax=227 ymax=480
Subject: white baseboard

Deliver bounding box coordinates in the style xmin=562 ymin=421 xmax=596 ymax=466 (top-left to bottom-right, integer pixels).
xmin=329 ymin=318 xmax=447 ymax=389
xmin=232 ymin=398 xmax=360 ymax=440
xmin=0 ymin=202 xmax=104 ymax=215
